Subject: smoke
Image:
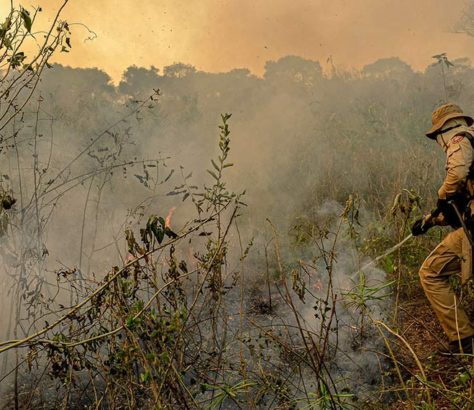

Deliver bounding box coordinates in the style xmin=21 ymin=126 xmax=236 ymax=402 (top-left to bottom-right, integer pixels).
xmin=304 ymin=202 xmax=390 ymax=397
xmin=251 ymin=200 xmax=393 ymax=400
xmin=0 ymin=53 xmax=472 ymax=402
xmin=17 ymin=0 xmax=472 ymax=81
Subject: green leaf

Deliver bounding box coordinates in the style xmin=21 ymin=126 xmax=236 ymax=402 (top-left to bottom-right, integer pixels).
xmin=125 ymin=316 xmax=136 ymax=329
xmin=458 ymin=372 xmax=470 ymax=385
xmin=164 ymin=169 xmax=174 ymax=182
xmin=164 ymin=228 xmax=178 ymax=239
xmin=160 ymin=351 xmax=170 ymax=364
xmin=167 ymin=190 xmax=186 ymax=196
xmin=151 ymin=225 xmax=164 ymax=244
xmin=211 ymin=159 xmax=220 ymax=172
xmin=153 ymin=229 xmax=165 ymax=245
xmin=207 ymin=169 xmax=219 ymax=180
xmin=140 ymin=370 xmax=151 ymax=383
xmin=8 ymin=52 xmax=26 ymax=69
xmin=1 ymin=17 xmax=12 ymax=33
xmin=3 ymin=36 xmax=11 ymax=49
xmin=20 ymin=8 xmax=32 ymax=33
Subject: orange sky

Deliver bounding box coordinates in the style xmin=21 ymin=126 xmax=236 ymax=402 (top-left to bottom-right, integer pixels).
xmin=5 ymin=0 xmax=474 ymax=82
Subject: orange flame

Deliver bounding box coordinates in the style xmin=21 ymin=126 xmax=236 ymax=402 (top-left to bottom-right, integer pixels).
xmin=165 ymin=206 xmax=177 ymax=229
xmin=314 ymin=280 xmax=323 ymax=291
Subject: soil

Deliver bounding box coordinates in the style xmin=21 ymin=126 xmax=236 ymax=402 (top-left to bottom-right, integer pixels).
xmin=389 ymin=289 xmax=474 ymax=409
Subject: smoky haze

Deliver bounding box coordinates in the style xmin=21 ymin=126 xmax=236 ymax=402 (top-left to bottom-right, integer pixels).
xmin=1 ymin=54 xmax=464 ymax=276
xmin=0 ymin=53 xmax=471 ymax=403
xmin=7 ymin=0 xmax=474 ymax=81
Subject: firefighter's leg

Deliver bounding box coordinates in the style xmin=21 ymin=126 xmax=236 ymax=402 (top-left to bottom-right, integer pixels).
xmin=419 ymin=228 xmax=474 ymax=342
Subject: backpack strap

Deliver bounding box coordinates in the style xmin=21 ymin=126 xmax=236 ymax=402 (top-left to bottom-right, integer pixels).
xmin=455 ymin=131 xmax=474 ymax=199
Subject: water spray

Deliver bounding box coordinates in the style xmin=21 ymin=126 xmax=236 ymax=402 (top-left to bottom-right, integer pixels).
xmin=350 ymin=233 xmax=413 ymax=280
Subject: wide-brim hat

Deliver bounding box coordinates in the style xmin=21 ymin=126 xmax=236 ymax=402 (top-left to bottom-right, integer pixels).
xmin=426 ymin=103 xmax=474 ymax=139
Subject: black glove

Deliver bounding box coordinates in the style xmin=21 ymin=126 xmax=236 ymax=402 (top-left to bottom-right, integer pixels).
xmin=435 ymin=197 xmax=465 ymax=229
xmin=435 ymin=198 xmax=449 ymax=215
xmin=411 ymin=216 xmax=431 ymax=236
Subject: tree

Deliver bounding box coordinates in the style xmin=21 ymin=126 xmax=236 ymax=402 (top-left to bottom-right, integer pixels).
xmin=163 ymin=62 xmax=196 ymax=78
xmin=264 ymin=55 xmax=322 ymax=87
xmin=118 ymin=65 xmax=161 ymax=97
xmin=362 ymin=57 xmax=413 ymax=80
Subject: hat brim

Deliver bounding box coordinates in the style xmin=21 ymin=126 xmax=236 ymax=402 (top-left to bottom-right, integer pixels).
xmin=426 ymin=113 xmax=474 ymax=139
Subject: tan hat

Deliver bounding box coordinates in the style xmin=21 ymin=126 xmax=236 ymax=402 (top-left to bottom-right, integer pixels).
xmin=426 ymin=103 xmax=474 ymax=139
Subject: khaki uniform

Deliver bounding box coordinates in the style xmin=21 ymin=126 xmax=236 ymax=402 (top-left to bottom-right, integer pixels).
xmin=419 ymin=125 xmax=474 ymax=342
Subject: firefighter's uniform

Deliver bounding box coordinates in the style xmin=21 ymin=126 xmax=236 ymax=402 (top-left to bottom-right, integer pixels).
xmin=418 ymin=104 xmax=474 ymax=343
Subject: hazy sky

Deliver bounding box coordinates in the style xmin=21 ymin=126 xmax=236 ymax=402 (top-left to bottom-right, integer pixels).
xmin=10 ymin=0 xmax=474 ymax=81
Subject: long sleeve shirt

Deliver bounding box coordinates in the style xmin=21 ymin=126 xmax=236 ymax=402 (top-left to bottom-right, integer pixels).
xmin=437 ymin=126 xmax=474 ymax=200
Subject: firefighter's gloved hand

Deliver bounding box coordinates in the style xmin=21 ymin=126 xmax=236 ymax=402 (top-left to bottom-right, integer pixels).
xmin=411 ymin=215 xmax=433 ymax=236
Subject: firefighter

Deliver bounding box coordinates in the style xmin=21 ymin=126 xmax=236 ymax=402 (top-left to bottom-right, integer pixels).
xmin=412 ymin=103 xmax=474 ymax=354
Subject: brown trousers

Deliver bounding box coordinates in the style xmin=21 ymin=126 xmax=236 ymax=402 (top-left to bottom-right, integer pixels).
xmin=419 ymin=228 xmax=474 ymax=341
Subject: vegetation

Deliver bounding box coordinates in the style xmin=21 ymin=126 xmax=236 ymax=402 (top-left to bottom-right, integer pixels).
xmin=1 ymin=3 xmax=474 ymax=408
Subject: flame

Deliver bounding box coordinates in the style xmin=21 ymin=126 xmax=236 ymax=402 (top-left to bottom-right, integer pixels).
xmin=165 ymin=206 xmax=177 ymax=229
xmin=314 ymin=280 xmax=323 ymax=291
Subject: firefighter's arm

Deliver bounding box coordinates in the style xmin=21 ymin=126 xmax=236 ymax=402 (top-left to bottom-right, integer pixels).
xmin=438 ymin=136 xmax=473 ymax=200
xmin=421 ymin=135 xmax=474 ymax=231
